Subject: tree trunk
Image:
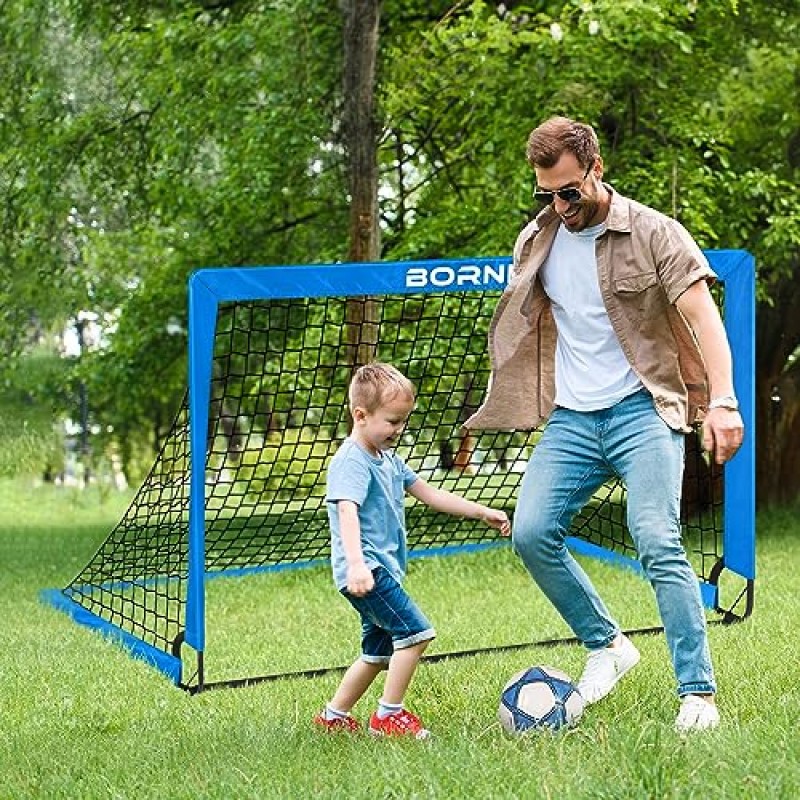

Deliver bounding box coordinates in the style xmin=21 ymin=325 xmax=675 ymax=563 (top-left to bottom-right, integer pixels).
xmin=341 ymin=0 xmax=381 ymax=369
xmin=756 ymin=364 xmax=800 ymax=507
xmin=454 ymin=373 xmax=479 ymax=472
xmin=755 ymin=276 xmax=800 ymax=507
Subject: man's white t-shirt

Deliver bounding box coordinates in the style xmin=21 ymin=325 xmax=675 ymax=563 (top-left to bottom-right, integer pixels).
xmin=539 ymin=221 xmax=643 ymax=411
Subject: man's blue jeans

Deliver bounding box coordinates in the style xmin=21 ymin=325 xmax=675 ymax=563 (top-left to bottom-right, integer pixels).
xmin=513 ymin=389 xmax=716 ymax=697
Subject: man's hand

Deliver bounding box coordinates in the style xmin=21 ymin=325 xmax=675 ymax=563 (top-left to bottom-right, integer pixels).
xmin=702 ymin=407 xmax=744 ymax=464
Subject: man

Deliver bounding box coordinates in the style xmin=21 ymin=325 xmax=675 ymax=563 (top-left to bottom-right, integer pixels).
xmin=466 ymin=116 xmax=744 ymax=732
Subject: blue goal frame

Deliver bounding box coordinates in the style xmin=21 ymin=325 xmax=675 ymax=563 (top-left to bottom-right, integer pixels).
xmin=179 ymin=250 xmax=755 ymax=690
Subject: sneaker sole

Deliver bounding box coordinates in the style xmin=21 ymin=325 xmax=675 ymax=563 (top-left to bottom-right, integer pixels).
xmin=675 ymin=720 xmax=720 ymax=734
xmin=314 ymin=723 xmax=360 ymax=733
xmin=368 ymin=727 xmax=431 ymax=740
xmin=675 ymin=704 xmax=720 ymax=733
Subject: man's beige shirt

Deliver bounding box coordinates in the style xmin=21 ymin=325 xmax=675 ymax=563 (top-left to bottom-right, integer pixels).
xmin=465 ymin=187 xmax=715 ymax=434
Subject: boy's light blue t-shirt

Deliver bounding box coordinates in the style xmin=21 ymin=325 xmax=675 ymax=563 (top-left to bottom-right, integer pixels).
xmin=326 ymin=437 xmax=418 ymax=589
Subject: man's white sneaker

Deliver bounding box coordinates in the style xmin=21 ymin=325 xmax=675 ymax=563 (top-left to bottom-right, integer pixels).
xmin=577 ymin=634 xmax=640 ymax=704
xmin=675 ymin=695 xmax=720 ymax=733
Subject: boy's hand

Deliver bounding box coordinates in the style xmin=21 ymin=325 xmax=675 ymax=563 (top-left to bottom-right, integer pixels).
xmin=346 ymin=562 xmax=375 ymax=597
xmin=480 ymin=507 xmax=511 ymax=537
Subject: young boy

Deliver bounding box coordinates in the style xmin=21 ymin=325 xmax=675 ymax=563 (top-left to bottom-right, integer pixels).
xmin=315 ymin=362 xmax=510 ymax=739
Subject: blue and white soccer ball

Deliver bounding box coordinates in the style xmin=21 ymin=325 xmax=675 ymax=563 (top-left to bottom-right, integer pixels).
xmin=498 ymin=665 xmax=585 ymax=734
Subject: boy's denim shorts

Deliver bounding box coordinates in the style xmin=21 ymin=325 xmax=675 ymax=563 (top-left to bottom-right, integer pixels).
xmin=341 ymin=566 xmax=436 ymax=665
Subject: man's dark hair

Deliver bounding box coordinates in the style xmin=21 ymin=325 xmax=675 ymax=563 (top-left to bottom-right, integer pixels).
xmin=526 ymin=116 xmax=600 ymax=170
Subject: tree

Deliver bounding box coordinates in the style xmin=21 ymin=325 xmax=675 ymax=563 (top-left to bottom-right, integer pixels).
xmin=32 ymin=1 xmax=350 ymax=462
xmin=2 ymin=0 xmax=799 ymax=506
xmin=341 ymin=0 xmax=381 ymax=367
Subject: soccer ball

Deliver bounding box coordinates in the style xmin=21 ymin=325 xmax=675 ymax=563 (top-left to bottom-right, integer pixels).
xmin=498 ymin=665 xmax=585 ymax=734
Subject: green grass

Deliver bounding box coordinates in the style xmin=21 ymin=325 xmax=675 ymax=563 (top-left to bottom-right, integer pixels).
xmin=1 ymin=477 xmax=799 ymax=799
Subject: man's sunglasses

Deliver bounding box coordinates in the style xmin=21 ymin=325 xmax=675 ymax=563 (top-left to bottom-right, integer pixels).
xmin=534 ymin=163 xmax=593 ymax=206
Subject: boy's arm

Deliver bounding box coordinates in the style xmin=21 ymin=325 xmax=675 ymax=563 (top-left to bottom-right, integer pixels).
xmin=337 ymin=500 xmax=375 ymax=596
xmin=406 ymin=479 xmax=510 ymax=535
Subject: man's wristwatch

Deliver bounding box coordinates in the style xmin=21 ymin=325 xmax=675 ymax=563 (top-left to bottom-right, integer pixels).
xmin=708 ymin=395 xmax=739 ymax=411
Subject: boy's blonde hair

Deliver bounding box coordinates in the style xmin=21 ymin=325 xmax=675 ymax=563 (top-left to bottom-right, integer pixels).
xmin=348 ymin=363 xmax=415 ymax=412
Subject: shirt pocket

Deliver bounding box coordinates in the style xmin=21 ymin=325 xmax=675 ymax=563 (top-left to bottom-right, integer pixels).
xmin=613 ymin=272 xmax=659 ymax=294
xmin=611 ymin=270 xmax=666 ymax=320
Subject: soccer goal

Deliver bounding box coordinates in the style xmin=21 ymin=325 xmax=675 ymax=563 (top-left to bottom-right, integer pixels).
xmin=43 ymin=251 xmax=755 ymax=693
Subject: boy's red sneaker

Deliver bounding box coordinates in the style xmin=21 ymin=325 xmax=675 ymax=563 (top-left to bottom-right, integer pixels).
xmin=368 ymin=709 xmax=431 ymax=740
xmin=313 ymin=711 xmax=361 ymax=733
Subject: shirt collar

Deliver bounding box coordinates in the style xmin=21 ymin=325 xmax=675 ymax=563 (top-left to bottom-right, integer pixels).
xmin=605 ymin=185 xmax=631 ymax=233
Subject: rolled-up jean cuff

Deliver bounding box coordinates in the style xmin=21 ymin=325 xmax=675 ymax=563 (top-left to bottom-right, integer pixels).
xmin=677 ymin=682 xmax=716 ymax=697
xmin=394 ymin=628 xmax=436 ymax=650
xmin=361 ymin=654 xmax=391 ymax=665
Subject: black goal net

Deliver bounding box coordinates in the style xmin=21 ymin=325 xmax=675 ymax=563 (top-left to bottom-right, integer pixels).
xmin=53 ymin=284 xmax=741 ymax=691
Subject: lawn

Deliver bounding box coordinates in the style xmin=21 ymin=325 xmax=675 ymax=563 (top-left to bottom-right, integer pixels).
xmin=1 ymin=477 xmax=798 ymax=799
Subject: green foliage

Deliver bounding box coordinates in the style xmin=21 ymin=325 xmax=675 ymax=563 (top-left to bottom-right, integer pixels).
xmin=712 ymin=37 xmax=800 ymax=293
xmin=379 ymin=0 xmax=787 ymax=260
xmin=1 ymin=0 xmax=799 ymax=499
xmin=0 ymin=350 xmax=70 ymax=477
xmin=0 ymin=2 xmax=75 ymax=353
xmin=380 ymin=1 xmax=543 ymax=259
xmin=0 ymin=411 xmax=59 ymax=478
